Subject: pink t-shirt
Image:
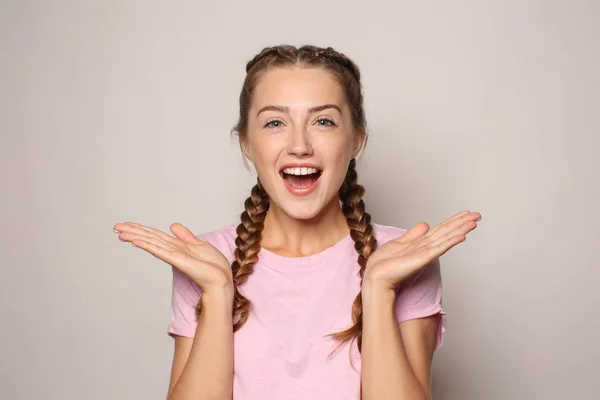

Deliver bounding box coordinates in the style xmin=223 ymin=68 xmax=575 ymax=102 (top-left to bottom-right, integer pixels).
xmin=168 ymin=222 xmax=446 ymax=400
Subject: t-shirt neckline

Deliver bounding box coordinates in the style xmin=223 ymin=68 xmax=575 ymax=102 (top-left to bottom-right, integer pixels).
xmin=257 ymin=232 xmax=355 ymax=269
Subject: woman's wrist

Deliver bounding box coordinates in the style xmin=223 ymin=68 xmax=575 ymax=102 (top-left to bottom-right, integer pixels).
xmin=201 ymin=286 xmax=235 ymax=313
xmin=361 ymin=278 xmax=396 ymax=313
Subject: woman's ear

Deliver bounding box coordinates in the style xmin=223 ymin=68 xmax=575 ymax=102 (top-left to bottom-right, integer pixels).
xmin=352 ymin=128 xmax=367 ymax=158
xmin=240 ymin=138 xmax=254 ymax=163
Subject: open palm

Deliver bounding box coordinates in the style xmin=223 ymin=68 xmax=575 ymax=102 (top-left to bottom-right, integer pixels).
xmin=364 ymin=210 xmax=481 ymax=290
xmin=112 ymin=221 xmax=233 ymax=292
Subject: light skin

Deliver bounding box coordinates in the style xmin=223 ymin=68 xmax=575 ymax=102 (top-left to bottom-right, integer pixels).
xmin=113 ymin=66 xmax=481 ymax=399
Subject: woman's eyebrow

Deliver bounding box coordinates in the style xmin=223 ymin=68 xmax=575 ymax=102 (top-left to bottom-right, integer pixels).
xmin=256 ymin=104 xmax=342 ymax=117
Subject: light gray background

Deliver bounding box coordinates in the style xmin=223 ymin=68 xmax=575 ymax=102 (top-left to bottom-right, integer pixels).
xmin=1 ymin=1 xmax=598 ymax=399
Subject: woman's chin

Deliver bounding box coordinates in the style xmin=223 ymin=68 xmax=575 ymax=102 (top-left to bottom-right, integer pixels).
xmin=275 ymin=196 xmax=340 ymax=222
xmin=280 ymin=205 xmax=322 ymax=221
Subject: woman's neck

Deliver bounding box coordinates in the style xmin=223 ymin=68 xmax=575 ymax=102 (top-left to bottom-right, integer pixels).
xmin=260 ymin=197 xmax=349 ymax=258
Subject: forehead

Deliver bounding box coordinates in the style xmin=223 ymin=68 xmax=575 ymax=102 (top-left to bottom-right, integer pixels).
xmin=251 ymin=67 xmax=345 ymax=109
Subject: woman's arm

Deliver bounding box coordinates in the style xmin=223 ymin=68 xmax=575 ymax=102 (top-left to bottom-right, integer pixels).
xmin=360 ymin=280 xmax=438 ymax=400
xmin=360 ymin=211 xmax=480 ymax=399
xmin=167 ymin=289 xmax=234 ymax=400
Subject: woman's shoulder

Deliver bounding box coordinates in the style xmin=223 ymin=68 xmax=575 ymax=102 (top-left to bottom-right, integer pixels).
xmin=371 ymin=222 xmax=409 ymax=245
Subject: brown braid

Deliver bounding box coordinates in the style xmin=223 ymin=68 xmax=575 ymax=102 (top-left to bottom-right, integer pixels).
xmin=328 ymin=158 xmax=377 ymax=352
xmin=230 ymin=179 xmax=270 ymax=330
xmin=194 ymin=179 xmax=269 ymax=331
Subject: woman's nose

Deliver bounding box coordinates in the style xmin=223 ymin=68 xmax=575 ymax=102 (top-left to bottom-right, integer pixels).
xmin=286 ymin=128 xmax=313 ymax=157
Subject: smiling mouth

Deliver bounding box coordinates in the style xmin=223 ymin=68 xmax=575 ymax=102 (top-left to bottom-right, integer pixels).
xmin=280 ymin=167 xmax=323 ymax=189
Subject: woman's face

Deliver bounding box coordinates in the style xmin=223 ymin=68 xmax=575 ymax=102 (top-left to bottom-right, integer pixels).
xmin=242 ymin=67 xmax=364 ymax=220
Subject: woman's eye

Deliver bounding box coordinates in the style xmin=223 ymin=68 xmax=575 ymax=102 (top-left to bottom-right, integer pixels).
xmin=264 ymin=120 xmax=283 ymax=128
xmin=316 ymin=118 xmax=336 ymax=127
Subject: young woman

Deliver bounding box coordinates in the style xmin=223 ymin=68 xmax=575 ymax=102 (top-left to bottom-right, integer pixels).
xmin=113 ymin=45 xmax=481 ymax=400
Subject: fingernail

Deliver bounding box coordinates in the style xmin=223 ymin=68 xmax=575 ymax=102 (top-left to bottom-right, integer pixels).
xmin=475 ymin=217 xmax=481 ymax=222
xmin=113 ymin=229 xmax=119 ymax=233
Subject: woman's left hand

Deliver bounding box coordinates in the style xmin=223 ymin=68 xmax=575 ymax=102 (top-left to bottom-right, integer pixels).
xmin=363 ymin=210 xmax=481 ymax=291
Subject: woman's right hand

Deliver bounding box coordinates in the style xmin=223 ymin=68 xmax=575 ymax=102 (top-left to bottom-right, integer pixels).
xmin=113 ymin=221 xmax=234 ymax=296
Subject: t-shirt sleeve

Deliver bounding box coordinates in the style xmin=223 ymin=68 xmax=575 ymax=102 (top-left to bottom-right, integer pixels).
xmin=394 ymin=259 xmax=447 ymax=350
xmin=167 ymin=265 xmax=202 ymax=338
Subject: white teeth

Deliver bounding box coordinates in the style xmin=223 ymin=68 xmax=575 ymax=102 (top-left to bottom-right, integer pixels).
xmin=282 ymin=167 xmax=319 ymax=176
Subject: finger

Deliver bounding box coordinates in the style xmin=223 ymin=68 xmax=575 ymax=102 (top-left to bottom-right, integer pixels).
xmin=429 ymin=220 xmax=477 ymax=248
xmin=427 ymin=210 xmax=470 ymax=234
xmin=394 ymin=212 xmax=466 ymax=245
xmin=404 ymin=211 xmax=467 ymax=242
xmin=427 ymin=211 xmax=480 ymax=239
xmin=170 ymin=222 xmax=202 ymax=245
xmin=397 ymin=221 xmax=430 ymax=243
xmin=116 ymin=222 xmax=178 ymax=245
xmin=438 ymin=210 xmax=472 ymax=226
xmin=429 ymin=234 xmax=466 ymax=258
xmin=118 ymin=231 xmax=171 ymax=250
xmin=116 ymin=224 xmax=169 ymax=244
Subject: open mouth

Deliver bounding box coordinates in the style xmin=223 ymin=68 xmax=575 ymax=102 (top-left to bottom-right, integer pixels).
xmin=280 ymin=167 xmax=323 ymax=190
